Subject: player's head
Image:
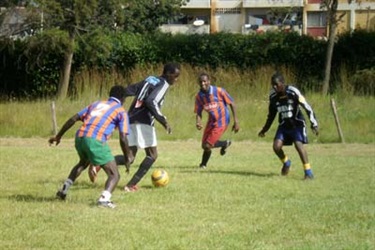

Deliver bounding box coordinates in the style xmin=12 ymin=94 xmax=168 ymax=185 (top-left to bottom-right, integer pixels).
xmin=162 ymin=63 xmax=181 ymax=85
xmin=198 ymin=72 xmax=211 ymax=92
xmin=271 ymin=72 xmax=285 ymax=93
xmin=109 ymin=85 xmax=126 ymax=104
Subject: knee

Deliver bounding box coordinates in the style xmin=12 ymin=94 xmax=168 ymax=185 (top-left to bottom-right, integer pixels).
xmin=273 ymin=143 xmax=282 ymax=153
xmin=202 ymin=143 xmax=211 ymax=151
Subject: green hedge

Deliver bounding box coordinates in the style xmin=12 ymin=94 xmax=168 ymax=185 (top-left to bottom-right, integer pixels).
xmin=0 ymin=30 xmax=374 ymax=99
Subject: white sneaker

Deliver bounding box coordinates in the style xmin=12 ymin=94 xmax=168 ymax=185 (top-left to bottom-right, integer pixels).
xmin=97 ymin=200 xmax=116 ymax=209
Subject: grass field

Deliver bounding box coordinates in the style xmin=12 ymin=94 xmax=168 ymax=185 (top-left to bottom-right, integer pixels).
xmin=1 ymin=138 xmax=374 ymax=249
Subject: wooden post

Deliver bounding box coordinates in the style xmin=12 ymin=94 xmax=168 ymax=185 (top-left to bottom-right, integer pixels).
xmin=51 ymin=101 xmax=58 ymax=136
xmin=330 ymin=98 xmax=345 ymax=143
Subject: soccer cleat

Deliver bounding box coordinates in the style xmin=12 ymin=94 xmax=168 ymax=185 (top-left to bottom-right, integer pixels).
xmin=124 ymin=185 xmax=139 ymax=193
xmin=304 ymin=174 xmax=314 ymax=180
xmin=56 ymin=190 xmax=66 ymax=200
xmin=281 ymin=159 xmax=291 ymax=176
xmin=88 ymin=165 xmax=101 ymax=183
xmin=220 ymin=140 xmax=232 ymax=156
xmin=97 ymin=200 xmax=116 ymax=209
xmin=199 ymin=164 xmax=206 ymax=169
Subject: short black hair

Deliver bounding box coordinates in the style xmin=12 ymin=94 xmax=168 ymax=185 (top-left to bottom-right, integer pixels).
xmin=109 ymin=85 xmax=125 ymax=100
xmin=163 ymin=63 xmax=181 ymax=74
xmin=198 ymin=72 xmax=210 ymax=80
xmin=271 ymin=72 xmax=285 ymax=85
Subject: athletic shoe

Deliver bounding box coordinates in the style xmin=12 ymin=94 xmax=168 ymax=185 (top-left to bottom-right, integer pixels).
xmin=199 ymin=164 xmax=206 ymax=169
xmin=281 ymin=159 xmax=291 ymax=176
xmin=220 ymin=140 xmax=232 ymax=156
xmin=56 ymin=190 xmax=66 ymax=200
xmin=88 ymin=165 xmax=101 ymax=183
xmin=124 ymin=185 xmax=139 ymax=193
xmin=304 ymin=173 xmax=314 ymax=180
xmin=97 ymin=200 xmax=116 ymax=209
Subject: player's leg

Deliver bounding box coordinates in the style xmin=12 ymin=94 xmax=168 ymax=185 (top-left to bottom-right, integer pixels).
xmin=210 ymin=127 xmax=230 ymax=155
xmin=199 ymin=126 xmax=214 ymax=168
xmin=124 ymin=124 xmax=157 ymax=192
xmin=124 ymin=147 xmax=157 ymax=191
xmin=97 ymin=159 xmax=119 ymax=208
xmin=56 ymin=158 xmax=90 ymax=200
xmin=273 ymin=127 xmax=291 ymax=175
xmin=293 ymin=127 xmax=314 ymax=179
xmin=200 ymin=142 xmax=212 ymax=169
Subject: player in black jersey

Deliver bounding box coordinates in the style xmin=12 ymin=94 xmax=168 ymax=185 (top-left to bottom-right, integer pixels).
xmin=258 ymin=72 xmax=319 ymax=180
xmin=120 ymin=63 xmax=180 ymax=191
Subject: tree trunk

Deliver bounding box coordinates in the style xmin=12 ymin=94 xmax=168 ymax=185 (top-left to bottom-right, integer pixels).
xmin=322 ymin=22 xmax=336 ymax=95
xmin=57 ymin=32 xmax=75 ymax=100
xmin=321 ymin=0 xmax=339 ymax=96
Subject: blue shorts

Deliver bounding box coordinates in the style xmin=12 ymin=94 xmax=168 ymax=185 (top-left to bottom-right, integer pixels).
xmin=274 ymin=126 xmax=308 ymax=146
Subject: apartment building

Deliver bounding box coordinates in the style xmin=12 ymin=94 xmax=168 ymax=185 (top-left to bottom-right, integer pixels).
xmin=160 ymin=0 xmax=375 ymax=37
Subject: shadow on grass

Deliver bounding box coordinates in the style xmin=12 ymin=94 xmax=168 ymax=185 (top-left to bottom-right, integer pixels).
xmin=176 ymin=165 xmax=278 ymax=178
xmin=8 ymin=194 xmax=61 ymax=202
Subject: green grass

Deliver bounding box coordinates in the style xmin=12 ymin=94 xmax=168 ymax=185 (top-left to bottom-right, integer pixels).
xmin=1 ymin=138 xmax=374 ymax=249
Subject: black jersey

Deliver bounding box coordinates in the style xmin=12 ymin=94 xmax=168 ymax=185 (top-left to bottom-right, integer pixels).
xmin=261 ymin=85 xmax=318 ymax=132
xmin=125 ymin=76 xmax=169 ymax=127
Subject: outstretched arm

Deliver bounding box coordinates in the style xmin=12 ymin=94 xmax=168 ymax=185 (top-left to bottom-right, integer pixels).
xmin=48 ymin=114 xmax=80 ymax=146
xmin=196 ymin=114 xmax=203 ymax=130
xmin=144 ymin=84 xmax=171 ymax=133
xmin=258 ymin=104 xmax=276 ymax=137
xmin=298 ymin=94 xmax=319 ymax=135
xmin=119 ymin=132 xmax=134 ymax=173
xmin=229 ymin=103 xmax=240 ymax=133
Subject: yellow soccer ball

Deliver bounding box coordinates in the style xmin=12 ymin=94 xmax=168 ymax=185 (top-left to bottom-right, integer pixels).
xmin=151 ymin=169 xmax=169 ymax=187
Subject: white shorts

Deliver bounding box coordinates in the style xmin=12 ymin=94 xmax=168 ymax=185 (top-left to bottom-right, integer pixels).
xmin=128 ymin=123 xmax=157 ymax=148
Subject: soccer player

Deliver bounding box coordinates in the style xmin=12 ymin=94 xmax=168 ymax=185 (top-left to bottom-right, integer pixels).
xmin=258 ymin=72 xmax=319 ymax=180
xmin=49 ymin=85 xmax=133 ymax=208
xmin=112 ymin=63 xmax=181 ymax=192
xmin=194 ymin=73 xmax=240 ymax=169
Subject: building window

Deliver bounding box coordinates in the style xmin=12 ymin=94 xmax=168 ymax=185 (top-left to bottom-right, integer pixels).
xmin=307 ymin=12 xmax=327 ymax=27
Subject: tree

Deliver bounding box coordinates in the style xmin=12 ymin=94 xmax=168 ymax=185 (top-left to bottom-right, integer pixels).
xmin=320 ymin=0 xmax=353 ymax=95
xmin=25 ymin=0 xmax=186 ymax=99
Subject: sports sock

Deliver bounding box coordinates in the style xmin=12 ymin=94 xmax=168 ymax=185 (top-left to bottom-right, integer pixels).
xmin=61 ymin=179 xmax=73 ymax=194
xmin=213 ymin=140 xmax=226 ymax=148
xmin=200 ymin=150 xmax=212 ymax=166
xmin=280 ymin=155 xmax=289 ymax=164
xmin=303 ymin=163 xmax=313 ymax=175
xmin=98 ymin=190 xmax=112 ymax=202
xmin=126 ymin=156 xmax=154 ymax=186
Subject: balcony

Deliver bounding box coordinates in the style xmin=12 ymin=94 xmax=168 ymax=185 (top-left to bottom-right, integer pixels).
xmin=182 ymin=0 xmax=211 ymax=8
xmin=182 ymin=0 xmax=243 ymax=9
xmin=243 ymin=0 xmax=304 ymax=7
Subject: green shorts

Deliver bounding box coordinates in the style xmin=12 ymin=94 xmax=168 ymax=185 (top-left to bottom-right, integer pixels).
xmin=75 ymin=137 xmax=114 ymax=166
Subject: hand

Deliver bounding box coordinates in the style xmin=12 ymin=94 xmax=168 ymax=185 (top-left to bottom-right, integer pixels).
xmin=164 ymin=123 xmax=172 ymax=134
xmin=48 ymin=136 xmax=61 ymax=146
xmin=124 ymin=155 xmax=134 ymax=174
xmin=196 ymin=123 xmax=203 ymax=130
xmin=232 ymin=122 xmax=240 ymax=133
xmin=312 ymin=126 xmax=319 ymax=136
xmin=258 ymin=131 xmax=265 ymax=137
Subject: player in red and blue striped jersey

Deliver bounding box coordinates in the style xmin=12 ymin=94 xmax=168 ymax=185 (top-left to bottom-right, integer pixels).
xmin=258 ymin=72 xmax=319 ymax=180
xmin=194 ymin=73 xmax=240 ymax=169
xmin=49 ymin=85 xmax=133 ymax=208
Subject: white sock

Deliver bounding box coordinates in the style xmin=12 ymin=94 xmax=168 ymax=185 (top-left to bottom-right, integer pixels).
xmin=62 ymin=179 xmax=73 ymax=194
xmin=98 ymin=190 xmax=112 ymax=202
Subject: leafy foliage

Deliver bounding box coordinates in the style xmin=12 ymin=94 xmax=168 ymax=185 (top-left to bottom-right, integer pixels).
xmin=0 ymin=29 xmax=374 ymax=98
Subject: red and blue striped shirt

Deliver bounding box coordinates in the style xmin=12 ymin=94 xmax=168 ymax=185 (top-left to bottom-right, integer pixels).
xmin=76 ymin=97 xmax=129 ymax=142
xmin=194 ymin=86 xmax=233 ymax=128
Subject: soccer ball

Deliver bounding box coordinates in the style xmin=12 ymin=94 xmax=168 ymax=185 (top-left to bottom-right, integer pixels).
xmin=151 ymin=169 xmax=169 ymax=187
